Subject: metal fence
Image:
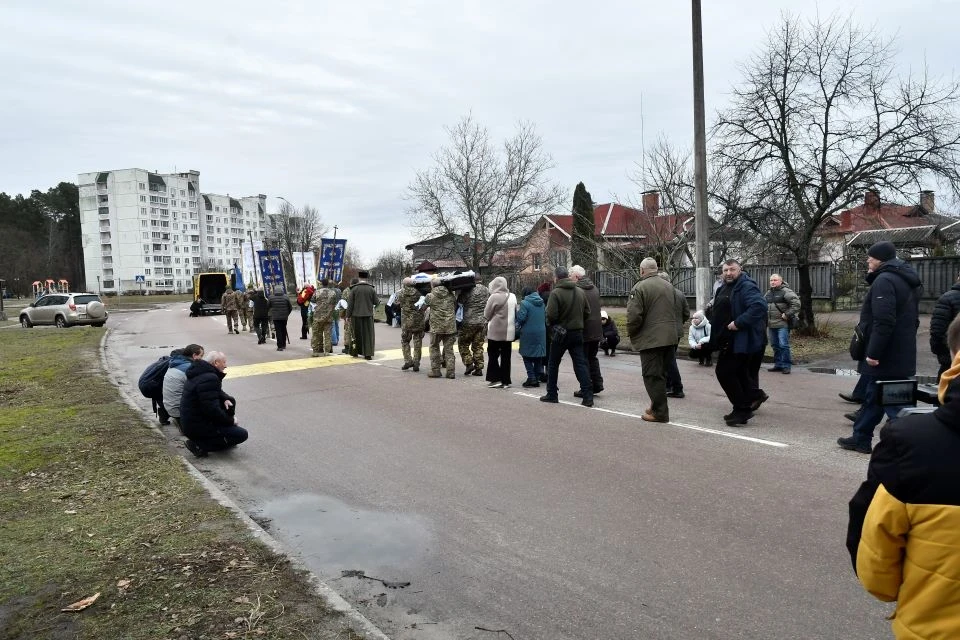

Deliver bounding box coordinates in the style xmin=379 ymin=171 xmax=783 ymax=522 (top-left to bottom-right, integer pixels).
xmin=594 ymin=264 xmax=834 ymax=298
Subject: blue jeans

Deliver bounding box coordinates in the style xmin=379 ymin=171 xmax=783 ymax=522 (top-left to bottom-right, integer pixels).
xmin=331 ymin=318 xmax=339 ymax=346
xmin=768 ymin=326 xmax=792 ymax=370
xmin=851 ymin=374 xmax=909 ymax=446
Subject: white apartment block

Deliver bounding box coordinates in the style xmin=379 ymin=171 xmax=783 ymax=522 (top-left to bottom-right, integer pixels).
xmin=78 ymin=168 xmax=267 ymax=293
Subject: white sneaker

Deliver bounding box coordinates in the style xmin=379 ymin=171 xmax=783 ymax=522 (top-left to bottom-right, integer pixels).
xmin=501 ymin=384 xmax=511 ymax=389
xmin=487 ymin=381 xmax=502 ymax=388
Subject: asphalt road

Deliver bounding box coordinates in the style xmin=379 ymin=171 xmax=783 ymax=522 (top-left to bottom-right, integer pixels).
xmin=107 ymin=305 xmax=892 ymax=640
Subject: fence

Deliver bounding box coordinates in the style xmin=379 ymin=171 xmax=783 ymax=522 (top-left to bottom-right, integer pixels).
xmin=594 ymin=264 xmax=834 ymax=298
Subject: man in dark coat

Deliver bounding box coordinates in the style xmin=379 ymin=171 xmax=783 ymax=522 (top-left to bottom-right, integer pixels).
xmin=930 ymin=273 xmax=960 ymax=380
xmin=347 ymin=270 xmax=379 ymax=359
xmin=709 ymin=259 xmax=768 ymax=426
xmin=626 ymin=258 xmax=679 ymax=423
xmin=541 ymin=266 xmax=594 ymax=407
xmin=267 ymin=286 xmax=293 ymax=351
xmin=179 ymin=351 xmax=248 ymax=458
xmin=571 ymin=265 xmax=604 ymax=396
xmin=662 ymin=272 xmax=690 ymax=399
xmin=250 ymin=288 xmax=270 ymax=344
xmin=839 ymin=241 xmax=921 ymax=453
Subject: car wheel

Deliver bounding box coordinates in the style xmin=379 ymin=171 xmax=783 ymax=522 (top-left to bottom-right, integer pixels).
xmin=55 ymin=315 xmax=68 ymax=328
xmin=20 ymin=315 xmax=32 ymax=328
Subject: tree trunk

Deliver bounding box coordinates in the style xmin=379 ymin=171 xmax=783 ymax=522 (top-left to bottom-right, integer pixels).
xmin=795 ymin=260 xmax=816 ymax=334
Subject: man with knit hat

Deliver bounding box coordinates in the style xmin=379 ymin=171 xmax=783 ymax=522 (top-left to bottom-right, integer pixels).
xmin=838 ymin=241 xmax=922 ymax=454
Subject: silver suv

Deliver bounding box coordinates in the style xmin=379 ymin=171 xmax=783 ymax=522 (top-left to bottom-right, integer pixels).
xmin=20 ymin=293 xmax=109 ymax=328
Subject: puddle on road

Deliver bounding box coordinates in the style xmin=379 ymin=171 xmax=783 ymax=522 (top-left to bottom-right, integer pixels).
xmin=256 ymin=494 xmax=432 ymax=574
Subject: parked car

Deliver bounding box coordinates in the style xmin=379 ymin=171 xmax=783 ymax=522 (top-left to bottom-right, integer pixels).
xmin=20 ymin=293 xmax=108 ymax=328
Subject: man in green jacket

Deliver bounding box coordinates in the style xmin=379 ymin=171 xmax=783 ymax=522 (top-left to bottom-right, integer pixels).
xmin=347 ymin=271 xmax=379 ymax=360
xmin=541 ymin=266 xmax=594 ymax=407
xmin=627 ymin=258 xmax=680 ymax=423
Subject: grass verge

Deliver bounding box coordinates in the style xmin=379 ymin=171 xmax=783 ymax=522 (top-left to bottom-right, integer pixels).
xmin=0 ymin=329 xmax=363 ymax=640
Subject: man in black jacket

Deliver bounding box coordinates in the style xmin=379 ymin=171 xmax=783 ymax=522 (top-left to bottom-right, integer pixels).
xmin=838 ymin=241 xmax=922 ymax=454
xmin=930 ymin=273 xmax=960 ymax=380
xmin=570 ymin=265 xmax=604 ymax=396
xmin=180 ymin=351 xmax=248 ymax=458
xmin=250 ymin=288 xmax=270 ymax=344
xmin=267 ymin=286 xmax=293 ymax=351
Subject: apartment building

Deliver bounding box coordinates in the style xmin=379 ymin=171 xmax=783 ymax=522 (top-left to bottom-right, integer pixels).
xmin=78 ymin=168 xmax=267 ymax=293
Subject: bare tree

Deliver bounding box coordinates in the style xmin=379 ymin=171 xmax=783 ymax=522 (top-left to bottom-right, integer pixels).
xmin=372 ymin=249 xmax=412 ymax=279
xmin=714 ymin=13 xmax=960 ymax=329
xmin=408 ymin=114 xmax=566 ymax=271
xmin=267 ymin=201 xmax=328 ymax=286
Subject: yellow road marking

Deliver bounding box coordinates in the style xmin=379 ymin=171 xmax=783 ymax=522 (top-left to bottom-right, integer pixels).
xmin=227 ymin=348 xmax=405 ymax=379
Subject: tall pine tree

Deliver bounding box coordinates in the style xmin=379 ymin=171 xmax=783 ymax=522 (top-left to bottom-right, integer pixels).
xmin=569 ymin=182 xmax=597 ymax=272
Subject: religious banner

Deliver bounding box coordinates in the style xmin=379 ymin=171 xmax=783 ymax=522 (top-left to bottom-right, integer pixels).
xmin=291 ymin=251 xmax=317 ymax=289
xmin=319 ymin=238 xmax=347 ymax=283
xmin=257 ymin=249 xmax=285 ymax=293
xmin=242 ymin=240 xmax=263 ymax=288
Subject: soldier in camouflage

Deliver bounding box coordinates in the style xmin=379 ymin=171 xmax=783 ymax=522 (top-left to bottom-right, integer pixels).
xmin=398 ymin=276 xmax=429 ymax=372
xmin=221 ymin=286 xmax=240 ymax=334
xmin=340 ymin=279 xmax=358 ymax=354
xmin=424 ymin=278 xmax=457 ymax=379
xmin=235 ymin=288 xmax=252 ymax=332
xmin=310 ymin=278 xmax=341 ymax=357
xmin=457 ymin=276 xmax=490 ymax=377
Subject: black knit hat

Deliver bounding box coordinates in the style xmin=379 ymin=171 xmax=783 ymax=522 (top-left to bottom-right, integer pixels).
xmin=867 ymin=241 xmax=897 ymax=262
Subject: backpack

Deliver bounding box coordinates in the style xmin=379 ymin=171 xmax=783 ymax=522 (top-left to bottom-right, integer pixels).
xmin=138 ymin=356 xmax=171 ymax=399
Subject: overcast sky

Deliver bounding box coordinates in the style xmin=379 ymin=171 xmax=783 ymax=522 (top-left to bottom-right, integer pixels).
xmin=0 ymin=0 xmax=954 ymax=264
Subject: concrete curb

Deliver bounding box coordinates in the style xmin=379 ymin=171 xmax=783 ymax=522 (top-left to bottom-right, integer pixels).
xmin=98 ymin=329 xmax=391 ymax=640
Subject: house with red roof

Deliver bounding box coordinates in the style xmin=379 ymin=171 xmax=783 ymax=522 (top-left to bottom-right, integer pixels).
xmin=814 ymin=190 xmax=960 ymax=261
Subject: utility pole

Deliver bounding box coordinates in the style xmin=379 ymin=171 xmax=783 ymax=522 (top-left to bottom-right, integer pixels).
xmin=692 ymin=0 xmax=712 ymax=311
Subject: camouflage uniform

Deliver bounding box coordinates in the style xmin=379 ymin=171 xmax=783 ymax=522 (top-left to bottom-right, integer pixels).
xmin=457 ymin=283 xmax=490 ymax=374
xmin=398 ymin=283 xmax=426 ymax=371
xmin=235 ymin=289 xmax=251 ymax=331
xmin=221 ymin=287 xmax=240 ymax=333
xmin=310 ymin=285 xmax=341 ymax=356
xmin=425 ymin=284 xmax=457 ymax=378
xmin=340 ymin=286 xmax=353 ymax=354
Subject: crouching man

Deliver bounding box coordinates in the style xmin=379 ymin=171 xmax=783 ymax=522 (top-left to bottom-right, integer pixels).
xmin=180 ymin=350 xmax=248 ymax=458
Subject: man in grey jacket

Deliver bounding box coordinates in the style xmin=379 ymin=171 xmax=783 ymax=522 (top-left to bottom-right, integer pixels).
xmin=162 ymin=343 xmax=205 ymax=430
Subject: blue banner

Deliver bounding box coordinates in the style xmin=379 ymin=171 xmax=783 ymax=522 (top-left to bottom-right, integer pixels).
xmin=319 ymin=238 xmax=347 ymax=283
xmin=257 ymin=249 xmax=285 ymax=293
xmin=232 ymin=263 xmax=245 ymax=292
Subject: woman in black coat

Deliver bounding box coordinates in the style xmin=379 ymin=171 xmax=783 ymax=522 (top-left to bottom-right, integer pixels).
xmin=179 ymin=352 xmax=248 ymax=457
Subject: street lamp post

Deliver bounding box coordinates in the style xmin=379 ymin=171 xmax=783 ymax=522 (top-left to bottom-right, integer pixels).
xmin=692 ymin=0 xmax=712 ymax=312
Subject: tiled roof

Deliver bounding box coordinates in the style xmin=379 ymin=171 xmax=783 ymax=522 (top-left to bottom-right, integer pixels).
xmin=544 ymin=203 xmax=693 ymax=240
xmin=822 ymin=201 xmax=958 ymax=235
xmin=848 ymin=224 xmax=960 ymax=247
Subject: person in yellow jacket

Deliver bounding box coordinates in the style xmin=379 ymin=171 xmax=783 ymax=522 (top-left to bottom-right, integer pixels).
xmin=846 ymin=314 xmax=960 ymax=639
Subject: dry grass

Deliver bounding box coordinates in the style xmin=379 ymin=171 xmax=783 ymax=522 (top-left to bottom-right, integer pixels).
xmin=0 ymin=329 xmax=363 ymax=640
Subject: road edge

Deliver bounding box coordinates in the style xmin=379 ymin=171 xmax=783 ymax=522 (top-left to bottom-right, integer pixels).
xmin=98 ymin=328 xmax=391 ymax=640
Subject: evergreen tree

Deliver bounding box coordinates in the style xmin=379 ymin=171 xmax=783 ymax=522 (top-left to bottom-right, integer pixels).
xmin=570 ymin=182 xmax=597 ymax=272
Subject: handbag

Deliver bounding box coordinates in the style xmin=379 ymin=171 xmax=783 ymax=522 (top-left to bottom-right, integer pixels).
xmin=849 ymin=322 xmax=868 ymax=361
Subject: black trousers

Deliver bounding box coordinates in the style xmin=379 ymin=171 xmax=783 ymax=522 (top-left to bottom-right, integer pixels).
xmin=665 ymin=345 xmax=683 ymax=392
xmin=152 ymin=396 xmax=170 ymax=423
xmin=192 ymin=425 xmax=249 ymax=452
xmin=546 ymin=329 xmax=592 ymax=400
xmin=715 ymin=349 xmax=765 ymax=411
xmin=254 ymin=317 xmax=270 ymax=343
xmin=583 ymin=339 xmax=603 ymax=391
xmin=300 ymin=306 xmax=310 ymax=338
xmin=273 ymin=318 xmax=289 ymax=349
xmin=486 ymin=339 xmax=513 ymax=385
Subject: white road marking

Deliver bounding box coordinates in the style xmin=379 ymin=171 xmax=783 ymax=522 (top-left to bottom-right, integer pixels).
xmin=513 ymin=392 xmax=789 ymax=448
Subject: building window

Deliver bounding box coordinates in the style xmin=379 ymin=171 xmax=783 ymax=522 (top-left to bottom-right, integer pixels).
xmin=140 ymin=195 xmax=147 ymax=202
xmin=532 ymin=253 xmax=542 ymax=271
xmin=141 ymin=207 xmax=147 ymax=215
xmin=138 ymin=183 xmax=145 ymax=190
xmin=180 ymin=190 xmax=185 ymax=197
xmin=144 ymin=268 xmax=151 ymax=275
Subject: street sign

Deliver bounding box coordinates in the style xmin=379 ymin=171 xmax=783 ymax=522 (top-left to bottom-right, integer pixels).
xmin=135 ymin=275 xmax=145 ymax=283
